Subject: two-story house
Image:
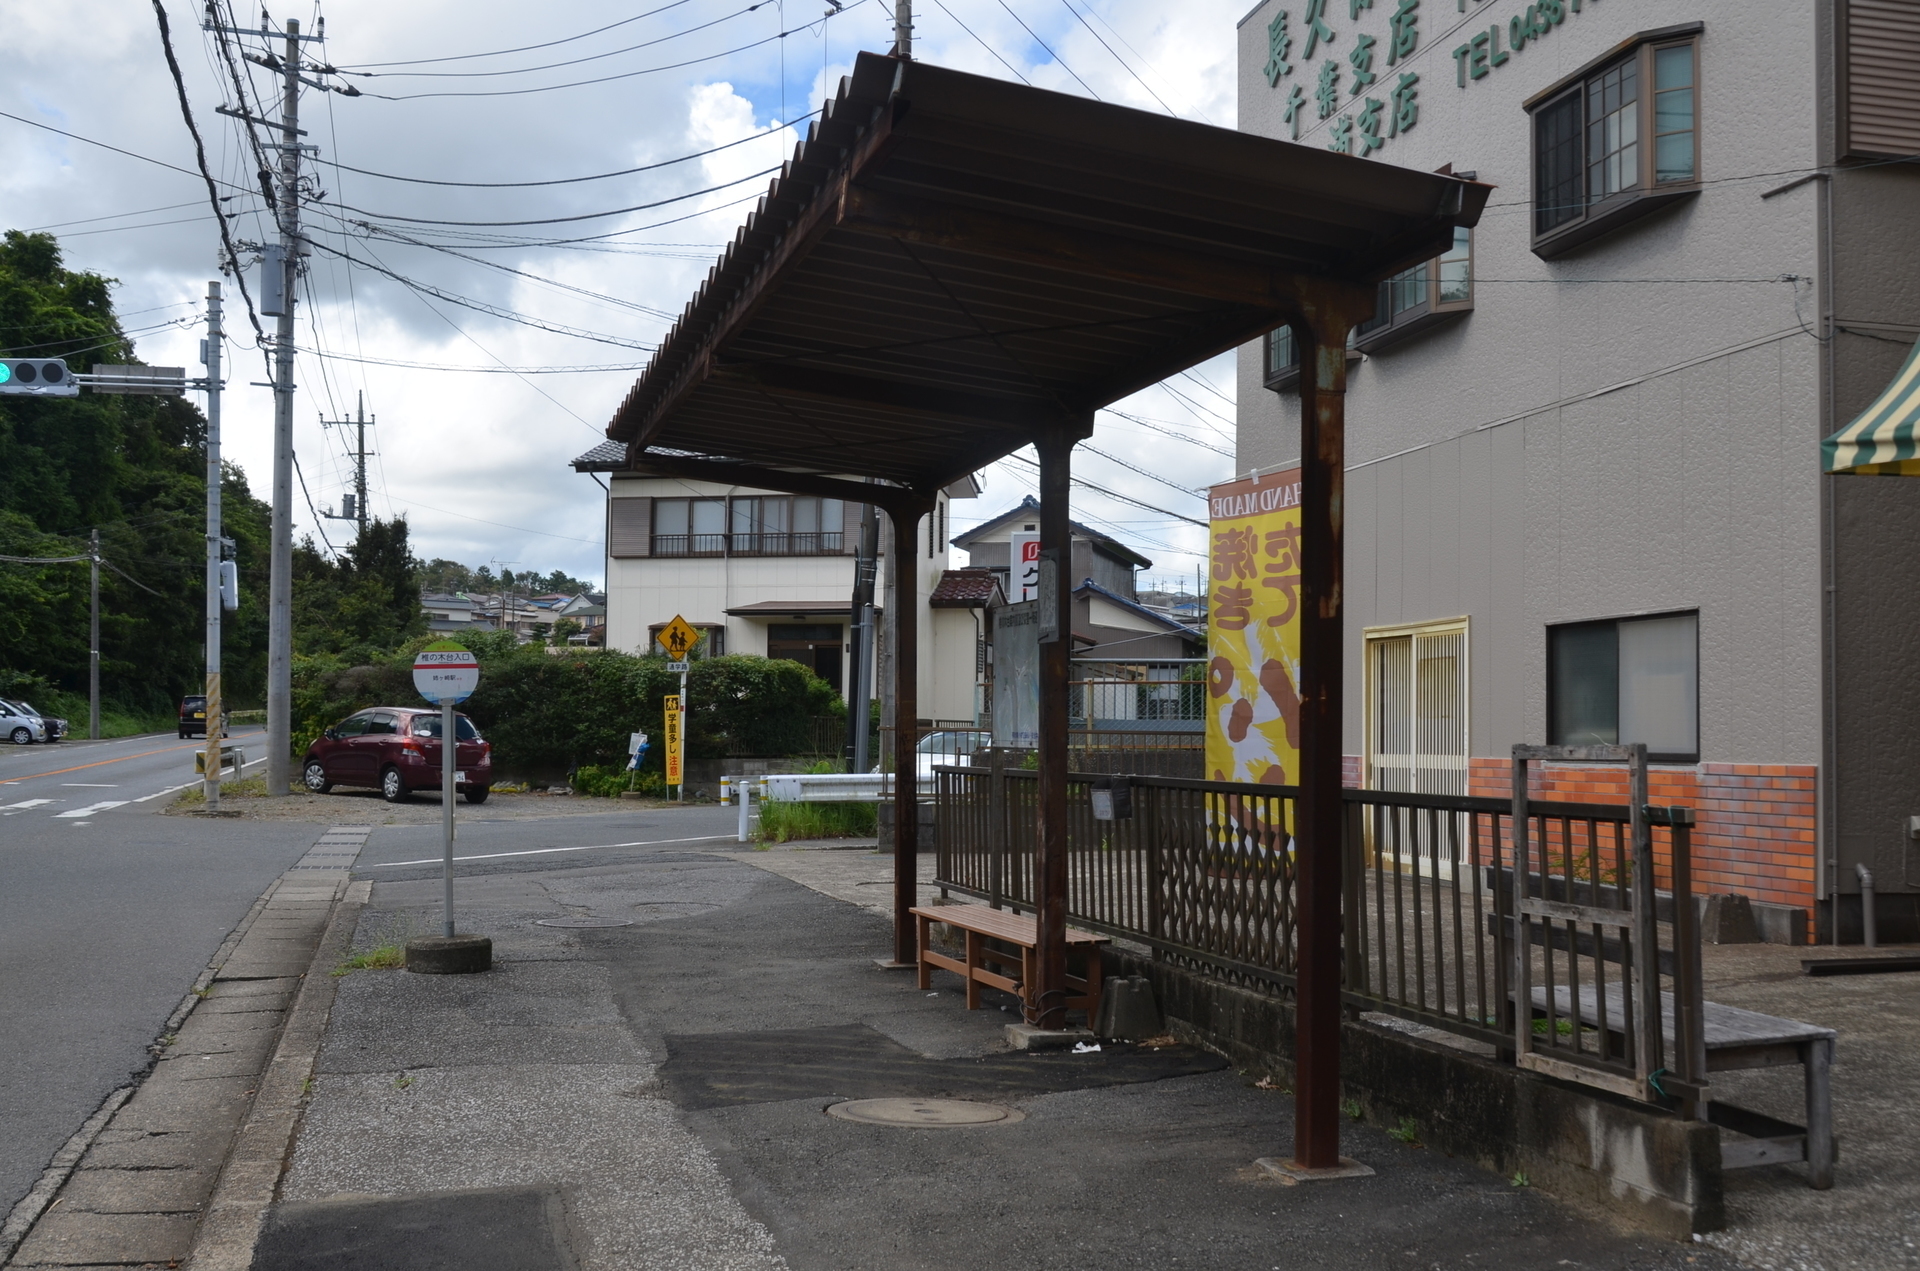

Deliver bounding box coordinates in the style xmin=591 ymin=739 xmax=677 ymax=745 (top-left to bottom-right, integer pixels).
xmin=573 ymin=442 xmax=984 ymax=726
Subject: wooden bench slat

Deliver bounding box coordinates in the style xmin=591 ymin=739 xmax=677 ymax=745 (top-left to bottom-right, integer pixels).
xmin=911 ymin=904 xmax=1109 ymax=947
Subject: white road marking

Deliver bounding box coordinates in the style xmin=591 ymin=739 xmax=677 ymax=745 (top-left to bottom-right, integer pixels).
xmin=62 ymin=783 xmax=119 ymax=787
xmin=56 ymin=801 xmax=129 ymax=818
xmin=2 ymin=799 xmax=55 ymax=813
xmin=369 ymin=833 xmax=735 ymax=868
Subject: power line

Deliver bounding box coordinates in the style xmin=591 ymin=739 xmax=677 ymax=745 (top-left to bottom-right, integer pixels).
xmin=358 ymin=1 xmax=868 ymax=100
xmin=1102 ymin=409 xmax=1234 ymax=458
xmin=149 ymin=0 xmax=268 ymax=348
xmin=999 ymin=450 xmax=1207 ymax=526
xmin=323 ymin=164 xmax=779 ymax=228
xmin=310 ymin=109 xmax=818 ymax=188
xmin=1055 ymin=0 xmax=1173 ymax=114
xmin=351 ymin=223 xmax=683 ymax=321
xmin=1080 ymin=442 xmax=1213 ymax=502
xmin=349 ymin=2 xmax=776 ymax=79
xmin=26 ymin=200 xmax=204 ymax=231
xmin=994 ymin=0 xmax=1099 ymax=98
xmin=928 ymin=0 xmax=1030 ymax=83
xmin=337 ymin=0 xmax=702 ymax=69
xmin=289 ymin=346 xmax=650 ymax=374
xmin=305 ymin=239 xmax=659 ymax=349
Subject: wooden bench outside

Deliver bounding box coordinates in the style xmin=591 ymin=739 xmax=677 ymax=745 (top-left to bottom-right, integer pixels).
xmin=1533 ymin=984 xmax=1836 ymax=1188
xmin=911 ymin=904 xmax=1109 ymax=1018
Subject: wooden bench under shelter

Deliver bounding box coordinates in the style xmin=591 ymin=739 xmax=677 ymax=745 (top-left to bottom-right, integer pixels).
xmin=1533 ymin=985 xmax=1836 ymax=1188
xmin=912 ymin=904 xmax=1108 ymax=1018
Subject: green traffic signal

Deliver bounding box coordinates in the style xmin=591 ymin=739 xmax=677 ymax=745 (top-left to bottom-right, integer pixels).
xmin=0 ymin=362 xmax=10 ymax=384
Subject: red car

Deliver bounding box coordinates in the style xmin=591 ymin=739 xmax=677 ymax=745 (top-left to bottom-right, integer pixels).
xmin=301 ymin=707 xmax=492 ymax=803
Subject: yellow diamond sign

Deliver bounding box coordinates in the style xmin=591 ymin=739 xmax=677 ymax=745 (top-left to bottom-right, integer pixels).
xmin=658 ymin=614 xmax=700 ymax=659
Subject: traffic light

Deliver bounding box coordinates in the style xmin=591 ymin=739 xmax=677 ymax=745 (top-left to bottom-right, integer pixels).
xmin=0 ymin=358 xmax=79 ymax=397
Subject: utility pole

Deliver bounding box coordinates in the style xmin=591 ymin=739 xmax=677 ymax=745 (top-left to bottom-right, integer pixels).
xmin=320 ymin=391 xmax=372 ymax=533
xmin=202 ymin=282 xmax=225 ymax=810
xmin=89 ymin=527 xmax=100 ymax=741
xmin=893 ymin=0 xmax=912 ymax=57
xmin=846 ymin=501 xmax=879 ymax=770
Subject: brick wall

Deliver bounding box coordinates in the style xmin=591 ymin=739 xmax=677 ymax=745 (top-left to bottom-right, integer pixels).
xmin=1463 ymin=758 xmax=1816 ymax=910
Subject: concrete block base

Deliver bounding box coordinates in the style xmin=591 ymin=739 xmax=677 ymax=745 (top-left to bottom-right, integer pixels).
xmin=405 ymin=936 xmax=492 ymax=975
xmin=1005 ymin=1024 xmax=1094 ymax=1051
xmin=1254 ymin=1156 xmax=1376 ymax=1183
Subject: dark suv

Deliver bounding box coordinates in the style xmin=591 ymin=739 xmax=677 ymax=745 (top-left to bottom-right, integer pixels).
xmin=301 ymin=707 xmax=493 ymax=803
xmin=178 ymin=695 xmax=228 ymax=738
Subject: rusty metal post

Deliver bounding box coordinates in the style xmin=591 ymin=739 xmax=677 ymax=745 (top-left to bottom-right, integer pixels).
xmin=1289 ymin=288 xmax=1370 ymax=1170
xmin=1031 ymin=426 xmax=1081 ymax=1029
xmin=885 ymin=495 xmax=935 ymax=966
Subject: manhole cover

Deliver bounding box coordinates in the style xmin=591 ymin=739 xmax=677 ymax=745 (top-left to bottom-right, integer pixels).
xmin=825 ymin=1098 xmax=1024 ymax=1127
xmin=533 ymin=917 xmax=634 ymax=928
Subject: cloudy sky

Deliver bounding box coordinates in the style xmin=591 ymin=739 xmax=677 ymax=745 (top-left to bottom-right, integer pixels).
xmin=6 ymin=0 xmax=1246 ymax=593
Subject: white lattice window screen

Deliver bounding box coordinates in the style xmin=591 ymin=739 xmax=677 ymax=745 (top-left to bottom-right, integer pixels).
xmin=1367 ymin=622 xmax=1469 ymax=798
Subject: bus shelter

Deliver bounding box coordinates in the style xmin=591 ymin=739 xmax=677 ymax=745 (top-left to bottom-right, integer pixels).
xmin=600 ymin=50 xmax=1488 ymax=1169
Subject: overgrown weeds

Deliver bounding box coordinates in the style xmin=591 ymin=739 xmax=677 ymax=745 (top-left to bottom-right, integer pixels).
xmin=755 ymin=799 xmax=877 ymax=843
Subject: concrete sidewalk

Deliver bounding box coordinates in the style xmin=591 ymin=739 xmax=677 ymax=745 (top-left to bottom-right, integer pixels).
xmin=244 ymin=839 xmax=1751 ymax=1271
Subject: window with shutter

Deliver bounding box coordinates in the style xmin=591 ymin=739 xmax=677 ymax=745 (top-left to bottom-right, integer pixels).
xmin=1843 ymin=0 xmax=1920 ymax=159
xmin=608 ymin=497 xmax=652 ymax=558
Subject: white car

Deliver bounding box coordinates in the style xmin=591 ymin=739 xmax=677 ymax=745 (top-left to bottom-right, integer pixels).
xmin=1 ymin=699 xmax=50 ymax=745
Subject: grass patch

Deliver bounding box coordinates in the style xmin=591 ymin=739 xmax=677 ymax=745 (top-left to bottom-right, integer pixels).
xmin=1342 ymin=1098 xmax=1363 ymax=1121
xmin=572 ymin=763 xmax=666 ymax=798
xmin=1388 ymin=1116 xmax=1422 ymax=1146
xmin=172 ymin=775 xmax=272 ymax=805
xmin=333 ymin=944 xmax=406 ymax=976
xmin=754 ymin=799 xmax=877 ymax=843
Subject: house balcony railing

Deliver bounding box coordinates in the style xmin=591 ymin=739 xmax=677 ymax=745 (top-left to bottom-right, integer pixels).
xmin=651 ymin=531 xmax=844 ymax=557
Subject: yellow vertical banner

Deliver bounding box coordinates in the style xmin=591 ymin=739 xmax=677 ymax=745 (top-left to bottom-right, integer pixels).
xmin=1206 ymin=468 xmax=1304 ymax=786
xmin=664 ymin=694 xmax=684 ymax=786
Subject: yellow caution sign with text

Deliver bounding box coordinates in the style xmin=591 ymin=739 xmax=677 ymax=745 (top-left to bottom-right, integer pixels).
xmin=663 ymin=694 xmax=684 ymax=787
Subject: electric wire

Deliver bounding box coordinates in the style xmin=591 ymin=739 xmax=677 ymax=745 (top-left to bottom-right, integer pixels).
xmin=928 ymin=0 xmax=1030 ymax=83
xmin=349 ymin=1 xmax=777 ymax=79
xmin=26 ymin=200 xmax=205 ymax=231
xmin=993 ymin=0 xmax=1098 ymax=97
xmin=1055 ymin=0 xmax=1173 ymax=114
xmin=346 ymin=224 xmax=682 ymax=321
xmin=309 ymin=109 xmax=818 ymax=188
xmin=357 ymin=1 xmax=868 ymax=101
xmin=336 ymin=0 xmax=700 ymax=69
xmin=998 ymin=450 xmax=1207 ymax=526
xmin=321 ymin=165 xmax=780 ymax=228
xmin=1080 ymin=443 xmax=1213 ymax=502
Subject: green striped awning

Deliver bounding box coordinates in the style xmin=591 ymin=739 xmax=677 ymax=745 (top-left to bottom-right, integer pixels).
xmin=1824 ymin=336 xmax=1920 ymax=475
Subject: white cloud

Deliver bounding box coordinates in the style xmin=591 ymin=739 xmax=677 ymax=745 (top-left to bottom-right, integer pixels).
xmin=4 ymin=0 xmax=1248 ymax=584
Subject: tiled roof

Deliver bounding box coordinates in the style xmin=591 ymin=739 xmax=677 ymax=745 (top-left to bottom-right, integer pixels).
xmin=929 ymin=568 xmax=1003 ymax=608
xmin=571 ymin=439 xmax=627 ymax=471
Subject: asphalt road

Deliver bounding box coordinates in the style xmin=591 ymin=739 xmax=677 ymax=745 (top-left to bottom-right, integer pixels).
xmin=0 ymin=728 xmax=323 ymax=1220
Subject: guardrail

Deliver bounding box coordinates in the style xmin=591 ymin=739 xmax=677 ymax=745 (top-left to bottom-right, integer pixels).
xmin=719 ymin=771 xmax=934 ymax=842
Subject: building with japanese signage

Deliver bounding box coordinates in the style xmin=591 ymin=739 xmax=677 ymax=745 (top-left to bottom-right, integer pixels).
xmin=1233 ymin=0 xmax=1920 ymax=941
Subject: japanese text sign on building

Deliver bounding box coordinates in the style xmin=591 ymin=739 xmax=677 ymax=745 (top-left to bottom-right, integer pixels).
xmin=1009 ymin=532 xmax=1041 ymax=603
xmin=1206 ymin=470 xmax=1303 ymax=787
xmin=413 ymin=641 xmax=480 ymax=705
xmin=658 ymin=614 xmax=700 ymax=660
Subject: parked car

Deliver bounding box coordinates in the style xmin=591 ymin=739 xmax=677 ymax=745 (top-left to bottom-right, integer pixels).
xmin=879 ymin=729 xmax=990 ymax=778
xmin=301 ymin=707 xmax=492 ymax=803
xmin=1 ymin=699 xmax=56 ymax=745
xmin=178 ymin=695 xmax=229 ymax=739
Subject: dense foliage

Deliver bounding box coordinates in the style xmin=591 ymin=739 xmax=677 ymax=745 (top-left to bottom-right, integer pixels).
xmin=0 ymin=231 xmax=271 ymax=724
xmin=291 ymin=636 xmax=843 ymax=781
xmin=292 ymin=519 xmax=428 ymax=660
xmin=417 ymin=559 xmax=593 ymax=597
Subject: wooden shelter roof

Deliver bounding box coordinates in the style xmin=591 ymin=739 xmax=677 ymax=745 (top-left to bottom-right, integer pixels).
xmin=603 ymin=51 xmax=1490 ymax=493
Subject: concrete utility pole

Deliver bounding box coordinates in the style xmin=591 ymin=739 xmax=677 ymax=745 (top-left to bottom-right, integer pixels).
xmin=893 ymin=0 xmax=912 ymax=57
xmin=202 ymin=282 xmax=225 ymax=809
xmin=320 ymin=391 xmax=372 ymax=532
xmin=88 ymin=527 xmax=100 ymax=740
xmin=264 ymin=18 xmax=308 ymax=797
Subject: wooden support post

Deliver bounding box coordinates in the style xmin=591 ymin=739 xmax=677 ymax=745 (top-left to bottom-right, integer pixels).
xmin=1289 ymin=285 xmax=1371 ymax=1171
xmin=1031 ymin=426 xmax=1081 ymax=1029
xmin=886 ymin=495 xmax=935 ymax=966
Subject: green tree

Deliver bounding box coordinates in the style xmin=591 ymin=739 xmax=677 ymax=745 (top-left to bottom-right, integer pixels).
xmin=0 ymin=230 xmax=273 ymax=718
xmin=291 ymin=517 xmax=425 ymax=659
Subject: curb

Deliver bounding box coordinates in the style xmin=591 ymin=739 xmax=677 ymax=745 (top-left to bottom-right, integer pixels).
xmin=185 ymin=876 xmax=370 ymax=1270
xmin=0 ymin=875 xmax=284 ymax=1267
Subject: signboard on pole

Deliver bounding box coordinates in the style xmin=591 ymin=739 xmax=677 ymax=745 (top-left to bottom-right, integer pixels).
xmin=414 ymin=641 xmax=480 ymax=705
xmin=663 ymin=695 xmax=684 ymax=787
xmin=658 ymin=614 xmax=700 ymax=660
xmin=1204 ymin=469 xmax=1303 ymax=786
xmin=1009 ymin=532 xmax=1041 ymax=602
